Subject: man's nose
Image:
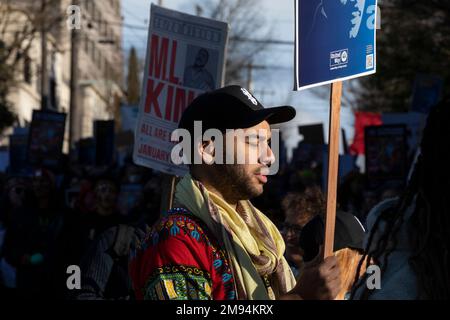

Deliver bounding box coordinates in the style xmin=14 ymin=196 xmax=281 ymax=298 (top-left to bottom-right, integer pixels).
xmin=259 ymin=145 xmax=275 ymax=167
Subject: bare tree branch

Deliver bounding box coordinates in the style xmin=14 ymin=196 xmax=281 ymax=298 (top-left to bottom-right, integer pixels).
xmin=203 ymin=0 xmax=272 ymax=84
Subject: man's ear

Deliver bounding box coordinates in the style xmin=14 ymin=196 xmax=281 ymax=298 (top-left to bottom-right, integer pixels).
xmin=200 ymin=140 xmax=215 ymax=165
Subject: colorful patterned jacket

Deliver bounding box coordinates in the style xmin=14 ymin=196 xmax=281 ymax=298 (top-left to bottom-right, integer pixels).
xmin=129 ymin=208 xmax=237 ymax=300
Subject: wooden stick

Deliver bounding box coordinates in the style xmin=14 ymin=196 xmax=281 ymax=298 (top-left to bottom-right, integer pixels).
xmin=159 ymin=174 xmax=176 ymax=214
xmin=323 ymin=81 xmax=343 ymax=259
xmin=168 ymin=175 xmax=176 ymax=209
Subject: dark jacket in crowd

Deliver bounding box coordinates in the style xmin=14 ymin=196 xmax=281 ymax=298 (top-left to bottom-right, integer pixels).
xmin=72 ymin=224 xmax=145 ymax=300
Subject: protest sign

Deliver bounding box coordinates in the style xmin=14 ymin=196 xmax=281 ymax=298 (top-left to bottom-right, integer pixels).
xmin=94 ymin=120 xmax=115 ymax=166
xmin=295 ymin=0 xmax=377 ymax=91
xmin=28 ymin=110 xmax=66 ymax=168
xmin=365 ymin=124 xmax=408 ymax=187
xmin=295 ymin=0 xmax=378 ymax=258
xmin=411 ymin=74 xmax=443 ymax=114
xmin=133 ymin=4 xmax=229 ymax=176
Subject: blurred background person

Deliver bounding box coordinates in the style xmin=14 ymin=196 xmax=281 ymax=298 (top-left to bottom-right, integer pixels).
xmin=0 ymin=175 xmax=47 ymax=298
xmin=0 ymin=176 xmax=35 ymax=296
xmin=281 ymin=185 xmax=325 ymax=277
xmin=351 ymin=98 xmax=450 ymax=300
xmin=84 ymin=177 xmax=124 ymax=241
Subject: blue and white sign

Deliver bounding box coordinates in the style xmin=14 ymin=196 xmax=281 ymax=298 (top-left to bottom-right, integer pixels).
xmin=295 ymin=0 xmax=377 ymax=91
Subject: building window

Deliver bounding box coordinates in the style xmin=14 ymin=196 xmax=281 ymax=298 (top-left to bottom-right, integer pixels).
xmin=24 ymin=55 xmax=32 ymax=84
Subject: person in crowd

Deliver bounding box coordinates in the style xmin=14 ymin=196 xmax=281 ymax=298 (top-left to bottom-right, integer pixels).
xmin=84 ymin=177 xmax=124 ymax=241
xmin=73 ymin=223 xmax=146 ymax=300
xmin=57 ymin=176 xmax=125 ymax=294
xmin=281 ymin=185 xmax=325 ymax=277
xmin=52 ymin=176 xmax=90 ymax=296
xmin=0 ymin=176 xmax=35 ymax=297
xmin=72 ymin=171 xmax=160 ymax=300
xmin=30 ymin=168 xmax=68 ymax=297
xmin=0 ymin=174 xmax=59 ymax=298
xmin=126 ymin=176 xmax=162 ymax=227
xmin=351 ymin=98 xmax=450 ymax=299
xmin=129 ymin=85 xmax=341 ymax=300
xmin=299 ymin=210 xmax=366 ymax=300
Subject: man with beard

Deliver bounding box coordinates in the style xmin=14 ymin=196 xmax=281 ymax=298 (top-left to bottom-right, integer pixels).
xmin=130 ymin=86 xmax=341 ymax=300
xmin=183 ymin=48 xmax=215 ymax=91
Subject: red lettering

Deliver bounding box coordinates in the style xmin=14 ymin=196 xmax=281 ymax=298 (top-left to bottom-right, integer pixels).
xmin=138 ymin=144 xmax=169 ymax=161
xmin=164 ymin=85 xmax=174 ymax=121
xmin=149 ymin=35 xmax=169 ymax=80
xmin=173 ymin=88 xmax=196 ymax=123
xmin=144 ymin=79 xmax=163 ymax=118
xmin=141 ymin=123 xmax=151 ymax=134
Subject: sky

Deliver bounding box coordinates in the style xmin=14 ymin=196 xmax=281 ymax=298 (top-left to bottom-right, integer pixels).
xmin=120 ymin=0 xmax=355 ymax=158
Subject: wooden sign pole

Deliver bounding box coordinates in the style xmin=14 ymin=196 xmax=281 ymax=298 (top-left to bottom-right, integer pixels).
xmin=168 ymin=175 xmax=176 ymax=209
xmin=159 ymin=174 xmax=176 ymax=214
xmin=323 ymin=81 xmax=343 ymax=259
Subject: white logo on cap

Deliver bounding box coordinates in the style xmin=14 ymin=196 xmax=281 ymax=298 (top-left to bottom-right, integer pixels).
xmin=241 ymin=88 xmax=258 ymax=106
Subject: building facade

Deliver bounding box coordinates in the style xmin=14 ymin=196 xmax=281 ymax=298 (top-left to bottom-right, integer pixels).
xmin=0 ymin=0 xmax=123 ymax=148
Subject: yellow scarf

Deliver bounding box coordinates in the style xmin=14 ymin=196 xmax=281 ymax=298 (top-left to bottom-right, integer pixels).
xmin=174 ymin=174 xmax=296 ymax=300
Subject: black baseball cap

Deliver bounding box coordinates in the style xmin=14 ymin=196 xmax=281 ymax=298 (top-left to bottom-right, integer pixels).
xmin=299 ymin=211 xmax=366 ymax=262
xmin=178 ymin=85 xmax=296 ymax=133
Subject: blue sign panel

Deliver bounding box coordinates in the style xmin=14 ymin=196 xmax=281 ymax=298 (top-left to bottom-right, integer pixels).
xmin=295 ymin=0 xmax=377 ymax=90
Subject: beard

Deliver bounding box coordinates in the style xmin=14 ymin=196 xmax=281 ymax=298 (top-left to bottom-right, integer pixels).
xmin=211 ymin=164 xmax=263 ymax=202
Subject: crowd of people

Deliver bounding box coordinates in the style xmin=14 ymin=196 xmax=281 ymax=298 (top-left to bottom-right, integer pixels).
xmin=0 ymin=148 xmax=388 ymax=299
xmin=0 ymin=139 xmax=421 ymax=300
xmin=0 ymin=88 xmax=448 ymax=300
xmin=0 ymin=156 xmax=161 ymax=299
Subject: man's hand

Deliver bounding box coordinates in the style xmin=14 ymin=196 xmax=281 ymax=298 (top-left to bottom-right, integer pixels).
xmin=283 ymin=248 xmax=341 ymax=300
